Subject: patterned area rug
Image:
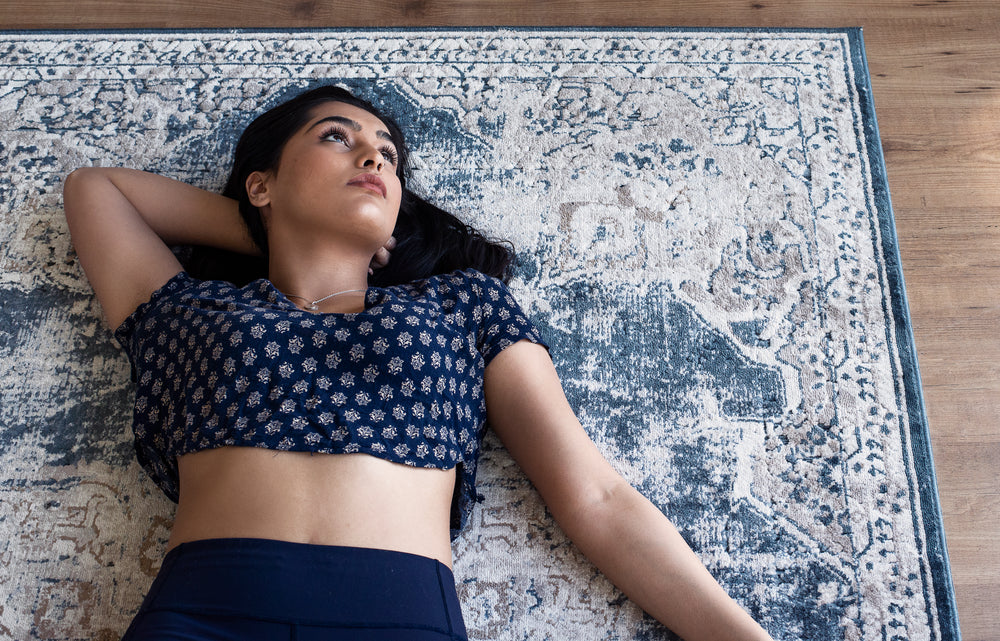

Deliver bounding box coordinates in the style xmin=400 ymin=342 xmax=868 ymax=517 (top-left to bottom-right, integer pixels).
xmin=0 ymin=28 xmax=959 ymax=641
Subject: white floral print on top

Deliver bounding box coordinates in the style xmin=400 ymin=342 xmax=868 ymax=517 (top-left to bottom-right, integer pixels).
xmin=114 ymin=268 xmax=549 ymax=537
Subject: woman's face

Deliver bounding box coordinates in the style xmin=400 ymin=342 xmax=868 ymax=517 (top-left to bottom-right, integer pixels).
xmin=247 ymin=101 xmax=403 ymax=251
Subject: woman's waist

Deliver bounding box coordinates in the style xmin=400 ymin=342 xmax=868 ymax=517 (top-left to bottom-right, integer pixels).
xmin=168 ymin=446 xmax=456 ymax=566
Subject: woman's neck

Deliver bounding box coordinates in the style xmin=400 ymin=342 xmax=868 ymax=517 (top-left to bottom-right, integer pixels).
xmin=267 ymin=246 xmax=372 ymax=314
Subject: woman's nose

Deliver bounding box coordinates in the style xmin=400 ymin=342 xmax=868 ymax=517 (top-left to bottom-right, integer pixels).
xmin=357 ymin=144 xmax=384 ymax=171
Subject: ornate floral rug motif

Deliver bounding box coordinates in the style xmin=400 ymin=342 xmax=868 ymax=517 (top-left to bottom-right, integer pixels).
xmin=0 ymin=28 xmax=958 ymax=640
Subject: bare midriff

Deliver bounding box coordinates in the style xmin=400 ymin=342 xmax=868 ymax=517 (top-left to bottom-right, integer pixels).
xmin=167 ymin=446 xmax=457 ymax=568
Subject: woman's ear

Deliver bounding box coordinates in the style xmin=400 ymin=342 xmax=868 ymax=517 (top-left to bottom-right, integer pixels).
xmin=245 ymin=171 xmax=272 ymax=208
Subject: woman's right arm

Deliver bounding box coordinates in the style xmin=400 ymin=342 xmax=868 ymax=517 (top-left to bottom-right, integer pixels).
xmin=63 ymin=167 xmax=258 ymax=330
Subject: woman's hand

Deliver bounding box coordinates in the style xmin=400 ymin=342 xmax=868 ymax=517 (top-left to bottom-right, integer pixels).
xmin=368 ymin=235 xmax=397 ymax=274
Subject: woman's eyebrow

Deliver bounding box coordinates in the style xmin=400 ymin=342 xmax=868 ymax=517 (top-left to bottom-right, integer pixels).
xmin=308 ymin=116 xmax=393 ymax=142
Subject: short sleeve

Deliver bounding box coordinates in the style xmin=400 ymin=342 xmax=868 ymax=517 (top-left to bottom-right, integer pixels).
xmin=468 ymin=270 xmax=550 ymax=366
xmin=113 ymin=270 xmax=197 ymax=376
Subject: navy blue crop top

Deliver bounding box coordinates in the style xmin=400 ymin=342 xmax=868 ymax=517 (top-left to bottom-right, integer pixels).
xmin=114 ymin=268 xmax=549 ymax=537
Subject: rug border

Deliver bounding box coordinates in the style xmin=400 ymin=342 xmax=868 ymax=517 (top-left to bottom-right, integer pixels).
xmin=845 ymin=28 xmax=961 ymax=641
xmin=0 ymin=25 xmax=960 ymax=639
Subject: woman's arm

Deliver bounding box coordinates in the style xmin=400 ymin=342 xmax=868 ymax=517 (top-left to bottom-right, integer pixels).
xmin=484 ymin=341 xmax=774 ymax=641
xmin=63 ymin=167 xmax=256 ymax=329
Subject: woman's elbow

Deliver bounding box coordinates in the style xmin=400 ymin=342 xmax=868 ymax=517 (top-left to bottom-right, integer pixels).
xmin=63 ymin=167 xmax=99 ymax=215
xmin=64 ymin=166 xmax=100 ymax=188
xmin=552 ymin=475 xmax=637 ymax=538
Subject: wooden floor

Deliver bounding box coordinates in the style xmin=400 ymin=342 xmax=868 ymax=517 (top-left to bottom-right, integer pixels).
xmin=3 ymin=1 xmax=997 ymax=638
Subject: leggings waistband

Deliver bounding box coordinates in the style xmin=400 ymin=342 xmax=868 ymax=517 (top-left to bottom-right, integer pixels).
xmin=134 ymin=538 xmax=466 ymax=637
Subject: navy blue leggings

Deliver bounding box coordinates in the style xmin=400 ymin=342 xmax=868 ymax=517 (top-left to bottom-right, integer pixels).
xmin=121 ymin=538 xmax=468 ymax=640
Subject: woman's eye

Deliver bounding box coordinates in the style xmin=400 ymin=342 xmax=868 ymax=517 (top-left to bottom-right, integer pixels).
xmin=381 ymin=147 xmax=399 ymax=165
xmin=321 ymin=127 xmax=350 ymax=144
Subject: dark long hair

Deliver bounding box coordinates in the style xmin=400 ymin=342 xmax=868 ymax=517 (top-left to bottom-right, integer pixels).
xmin=184 ymin=85 xmax=516 ymax=285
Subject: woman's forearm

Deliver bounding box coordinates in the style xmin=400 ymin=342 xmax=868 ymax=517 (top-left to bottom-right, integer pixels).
xmin=65 ymin=167 xmax=259 ymax=255
xmin=559 ymin=482 xmax=774 ymax=641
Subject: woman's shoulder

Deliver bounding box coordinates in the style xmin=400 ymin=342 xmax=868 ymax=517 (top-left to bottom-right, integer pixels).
xmin=414 ymin=268 xmax=510 ymax=301
xmin=113 ymin=271 xmax=256 ymax=339
xmin=113 ymin=270 xmax=196 ymax=336
xmin=147 ymin=271 xmax=257 ymax=304
xmin=429 ymin=267 xmax=504 ymax=288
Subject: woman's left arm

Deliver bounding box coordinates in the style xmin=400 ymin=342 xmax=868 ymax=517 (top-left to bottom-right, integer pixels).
xmin=484 ymin=341 xmax=774 ymax=641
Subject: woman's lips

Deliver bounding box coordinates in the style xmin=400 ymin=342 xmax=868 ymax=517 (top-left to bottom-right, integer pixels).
xmin=347 ymin=173 xmax=387 ymax=198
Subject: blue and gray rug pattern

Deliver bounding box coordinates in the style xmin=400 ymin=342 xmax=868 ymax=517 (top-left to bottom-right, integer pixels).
xmin=0 ymin=29 xmax=957 ymax=640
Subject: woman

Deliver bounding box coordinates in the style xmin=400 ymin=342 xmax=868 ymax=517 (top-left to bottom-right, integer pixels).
xmin=63 ymin=85 xmax=774 ymax=641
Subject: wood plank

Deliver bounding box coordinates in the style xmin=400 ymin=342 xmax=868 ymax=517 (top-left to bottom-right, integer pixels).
xmin=923 ymin=391 xmax=1000 ymax=441
xmin=936 ymin=445 xmax=1000 ymax=493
